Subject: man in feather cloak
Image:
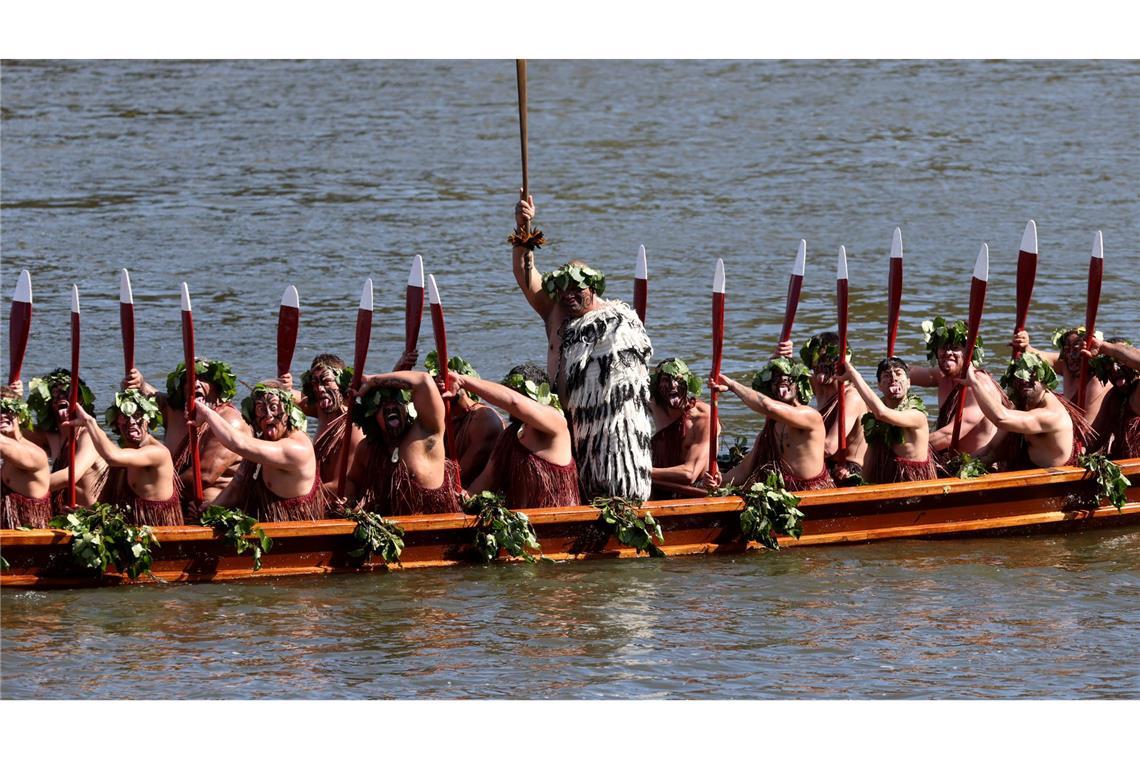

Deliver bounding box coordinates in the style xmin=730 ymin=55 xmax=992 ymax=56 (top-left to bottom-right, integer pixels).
xmin=511 ymin=192 xmax=654 ymax=501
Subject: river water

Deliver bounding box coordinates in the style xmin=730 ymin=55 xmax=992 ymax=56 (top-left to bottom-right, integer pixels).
xmin=2 ymin=60 xmax=1138 ymax=699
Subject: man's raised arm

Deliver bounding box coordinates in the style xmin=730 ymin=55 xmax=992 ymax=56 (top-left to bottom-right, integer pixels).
xmin=511 ymin=190 xmax=555 ymax=320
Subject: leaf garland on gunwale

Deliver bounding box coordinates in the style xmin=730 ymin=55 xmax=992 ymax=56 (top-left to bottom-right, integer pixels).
xmin=199 ymin=505 xmax=272 ymax=571
xmin=1078 ymin=453 xmax=1131 ymax=512
xmin=338 ymin=506 xmax=405 ymax=566
xmin=714 ymin=471 xmax=804 ymax=551
xmin=27 ymin=369 xmax=96 ymax=432
xmin=48 ymin=503 xmax=159 ymax=580
xmin=591 ymin=497 xmax=664 ymax=557
xmin=861 ymin=394 xmax=927 ymax=448
xmin=952 ymin=452 xmax=990 ymax=479
xmin=463 ymin=490 xmax=541 ymax=564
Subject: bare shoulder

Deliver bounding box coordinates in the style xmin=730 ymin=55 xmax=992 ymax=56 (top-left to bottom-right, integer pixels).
xmin=217 ymin=405 xmax=247 ymax=428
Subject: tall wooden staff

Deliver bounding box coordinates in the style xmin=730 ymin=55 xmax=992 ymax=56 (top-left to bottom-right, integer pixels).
xmin=406 ymin=256 xmax=425 ymax=357
xmin=1076 ymin=230 xmax=1104 ymax=408
xmin=67 ymin=286 xmax=81 ymax=510
xmin=1011 ymin=220 xmax=1038 ymax=360
xmin=780 ymin=240 xmax=807 ymax=345
xmin=8 ymin=270 xmax=33 ymax=385
xmin=708 ymin=259 xmax=726 ymax=479
xmin=949 ymin=244 xmax=989 ymax=451
xmin=634 ymin=244 xmax=648 ymax=324
xmin=119 ymin=270 xmax=135 ymax=377
xmin=886 ymin=228 xmax=903 ymax=357
xmin=836 ymin=247 xmax=850 ymax=454
xmin=428 ymin=274 xmax=461 ymax=485
xmin=516 ymin=59 xmax=529 ymax=200
xmin=336 ymin=279 xmax=373 ymax=499
xmin=277 ymin=285 xmax=300 ymax=379
xmin=180 ymin=283 xmax=204 ymax=505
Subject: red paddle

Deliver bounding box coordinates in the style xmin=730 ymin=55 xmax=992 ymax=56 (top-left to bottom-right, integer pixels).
xmin=1076 ymin=231 xmax=1104 ymax=409
xmin=950 ymin=244 xmax=989 ymax=451
xmin=836 ymin=246 xmax=850 ymax=454
xmin=67 ymin=286 xmax=80 ymax=510
xmin=405 ymin=255 xmax=425 ymax=356
xmin=634 ymin=244 xmax=648 ymax=325
xmin=1012 ymin=220 xmax=1038 ymax=360
xmin=886 ymin=228 xmax=903 ymax=357
xmin=427 ymin=274 xmax=461 ymax=487
xmin=779 ymin=240 xmax=807 ymax=345
xmin=708 ymin=258 xmax=726 ymax=479
xmin=336 ymin=279 xmax=373 ymax=499
xmin=180 ymin=283 xmax=205 ymax=505
xmin=119 ymin=270 xmax=135 ymax=377
xmin=277 ymin=285 xmax=299 ymax=379
xmin=8 ymin=270 xmax=32 ymax=385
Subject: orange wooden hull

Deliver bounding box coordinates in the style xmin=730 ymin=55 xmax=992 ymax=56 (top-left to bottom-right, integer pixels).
xmin=2 ymin=459 xmax=1137 ymax=589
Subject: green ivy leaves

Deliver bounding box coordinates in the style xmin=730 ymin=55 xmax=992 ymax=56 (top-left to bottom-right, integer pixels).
xmin=464 ymin=490 xmax=541 ymax=563
xmin=861 ymin=394 xmax=927 ymax=447
xmin=752 ymin=357 xmax=813 ymax=405
xmin=728 ymin=471 xmax=805 ymax=550
xmin=921 ymin=317 xmax=984 ymax=365
xmin=1079 ymin=453 xmax=1131 ymax=511
xmin=999 ymin=353 xmax=1058 ymax=392
xmin=503 ymin=373 xmax=562 ymax=411
xmin=592 ymin=497 xmax=664 ymax=557
xmin=48 ymin=503 xmax=158 ymax=579
xmin=341 ymin=507 xmax=405 ymax=566
xmin=541 ymin=263 xmax=607 ymax=298
xmin=199 ymin=505 xmax=272 ymax=571
xmin=27 ymin=370 xmax=96 ymax=432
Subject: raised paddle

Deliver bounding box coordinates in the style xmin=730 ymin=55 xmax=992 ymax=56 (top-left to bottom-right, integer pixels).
xmin=427 ymin=274 xmax=460 ymax=485
xmin=336 ymin=278 xmax=374 ymax=499
xmin=634 ymin=244 xmax=648 ymax=325
xmin=779 ymin=240 xmax=807 ymax=346
xmin=836 ymin=246 xmax=850 ymax=454
xmin=277 ymin=285 xmax=300 ymax=379
xmin=886 ymin=228 xmax=903 ymax=357
xmin=67 ymin=286 xmax=81 ymax=510
xmin=516 ymin=59 xmax=529 ymax=199
xmin=405 ymin=255 xmax=425 ymax=356
xmin=1076 ymin=230 xmax=1104 ymax=409
xmin=8 ymin=270 xmax=32 ymax=385
xmin=1011 ymin=220 xmax=1038 ymax=360
xmin=949 ymin=244 xmax=990 ymax=452
xmin=119 ymin=270 xmax=135 ymax=377
xmin=180 ymin=283 xmax=205 ymax=505
xmin=708 ymin=258 xmax=726 ymax=479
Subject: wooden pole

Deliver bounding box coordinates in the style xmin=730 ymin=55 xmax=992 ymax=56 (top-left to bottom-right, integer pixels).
xmin=1012 ymin=220 xmax=1038 ymax=360
xmin=516 ymin=59 xmax=529 ymax=199
xmin=1077 ymin=231 xmax=1104 ymax=408
xmin=336 ymin=279 xmax=373 ymax=499
xmin=405 ymin=256 xmax=425 ymax=356
xmin=950 ymin=245 xmax=989 ymax=451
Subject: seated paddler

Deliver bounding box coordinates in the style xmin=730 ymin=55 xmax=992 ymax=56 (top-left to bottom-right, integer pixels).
xmin=293 ymin=354 xmax=362 ymax=499
xmin=793 ymin=333 xmax=868 ymax=485
xmin=648 ymin=358 xmax=715 ymax=499
xmin=1083 ymin=334 xmax=1140 ymax=460
xmin=1011 ymin=326 xmax=1111 ymax=427
xmin=426 ymin=352 xmax=504 ymax=490
xmin=200 ymin=381 xmax=327 ymax=522
xmin=1 ymin=390 xmax=52 ymax=529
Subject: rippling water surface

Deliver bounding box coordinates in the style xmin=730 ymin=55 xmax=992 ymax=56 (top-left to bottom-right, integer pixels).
xmin=2 ymin=60 xmax=1138 ymax=698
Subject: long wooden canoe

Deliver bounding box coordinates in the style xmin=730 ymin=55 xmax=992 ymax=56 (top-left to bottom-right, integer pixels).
xmin=2 ymin=459 xmax=1138 ymax=589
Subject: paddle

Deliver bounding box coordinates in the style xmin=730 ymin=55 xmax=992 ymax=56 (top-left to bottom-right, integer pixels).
xmin=119 ymin=270 xmax=135 ymax=378
xmin=335 ymin=278 xmax=374 ymax=499
xmin=708 ymin=259 xmax=726 ymax=479
xmin=67 ymin=286 xmax=80 ymax=510
xmin=405 ymin=255 xmax=425 ymax=356
xmin=886 ymin=228 xmax=903 ymax=357
xmin=180 ymin=283 xmax=205 ymax=505
xmin=277 ymin=285 xmax=299 ymax=379
xmin=836 ymin=246 xmax=850 ymax=455
xmin=427 ymin=274 xmax=460 ymax=485
xmin=779 ymin=240 xmax=807 ymax=346
xmin=634 ymin=244 xmax=648 ymax=325
xmin=516 ymin=59 xmax=529 ymax=199
xmin=1011 ymin=220 xmax=1038 ymax=360
xmin=8 ymin=270 xmax=32 ymax=385
xmin=1076 ymin=230 xmax=1104 ymax=409
xmin=949 ymin=244 xmax=989 ymax=451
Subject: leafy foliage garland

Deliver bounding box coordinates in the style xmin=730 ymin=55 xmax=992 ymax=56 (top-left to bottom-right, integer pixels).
xmin=503 ymin=372 xmax=562 ymax=411
xmin=105 ymin=389 xmax=163 ymax=440
xmin=999 ymin=353 xmax=1058 ymax=393
xmin=199 ymin=505 xmax=272 ymax=571
xmin=49 ymin=503 xmax=159 ymax=579
xmin=425 ymin=351 xmax=481 ymax=402
xmin=799 ymin=335 xmax=851 ymax=371
xmin=861 ymin=395 xmax=928 ymax=447
xmin=165 ymin=359 xmax=238 ymax=408
xmin=715 ymin=471 xmax=805 ymax=550
xmin=464 ymin=490 xmax=541 ymax=563
xmin=921 ymin=317 xmax=984 ymax=365
xmin=1078 ymin=453 xmax=1131 ymax=511
xmin=240 ymin=383 xmax=308 ymax=433
xmin=352 ymin=385 xmax=418 ymax=440
xmin=953 ymin=452 xmax=990 ymax=479
xmin=1090 ymin=338 xmax=1133 ymax=384
xmin=27 ymin=369 xmax=96 ymax=432
xmin=591 ymin=497 xmax=664 ymax=557
xmin=751 ymin=357 xmax=813 ymax=405
xmin=651 ymin=357 xmax=703 ymax=398
xmin=339 ymin=506 xmax=405 ymax=565
xmin=0 ymin=394 xmax=32 ymax=428
xmin=541 ymin=263 xmax=606 ymax=298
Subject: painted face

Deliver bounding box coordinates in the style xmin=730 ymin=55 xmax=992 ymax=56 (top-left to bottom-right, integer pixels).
xmin=811 ymin=357 xmax=838 ymax=385
xmin=50 ymin=384 xmax=72 ymax=424
xmin=1062 ymin=333 xmax=1084 ymax=374
xmin=314 ymin=368 xmax=343 ymax=412
xmin=878 ymin=366 xmax=910 ymax=403
xmin=1109 ymin=361 xmax=1137 ymax=390
xmin=116 ymin=411 xmax=149 ymax=447
xmin=559 ymin=286 xmax=594 ymax=317
xmin=253 ymin=393 xmax=287 ymax=441
xmin=772 ymin=371 xmax=797 ymax=404
xmin=1010 ymin=377 xmax=1046 ymax=409
xmin=194 ymin=377 xmax=217 ymax=404
xmin=0 ymin=409 xmax=17 ymax=436
xmin=937 ymin=344 xmax=965 ymax=375
xmin=656 ymin=373 xmax=687 ymax=410
xmin=375 ymin=399 xmax=411 ymax=444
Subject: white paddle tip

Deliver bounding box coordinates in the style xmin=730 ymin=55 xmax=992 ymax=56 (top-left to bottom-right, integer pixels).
xmin=408 ymin=255 xmax=425 ymax=288
xmin=712 ymin=259 xmax=725 ymax=294
xmin=636 ymin=245 xmax=648 ymax=279
xmin=1020 ymin=220 xmax=1038 ymax=255
xmin=974 ymin=243 xmax=990 ymax=281
xmin=281 ymin=284 xmax=299 ymax=309
xmin=70 ymin=285 xmax=80 ymax=314
xmin=837 ymin=246 xmax=849 ymax=280
xmin=793 ymin=239 xmax=807 ymax=277
xmin=427 ymin=274 xmax=441 ymax=305
xmin=180 ymin=282 xmax=192 ymax=312
xmin=359 ymin=278 xmax=374 ymax=311
xmin=14 ymin=270 xmax=32 ymax=303
xmin=1091 ymin=230 xmax=1104 ymax=259
xmin=119 ymin=269 xmax=134 ymax=304
xmin=890 ymin=227 xmax=903 ymax=259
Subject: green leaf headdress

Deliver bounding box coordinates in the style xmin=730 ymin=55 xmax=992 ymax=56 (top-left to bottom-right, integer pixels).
xmin=104 ymin=389 xmax=163 ymax=441
xmin=166 ymin=359 xmax=238 ymax=409
xmin=799 ymin=334 xmax=851 ymax=370
xmin=921 ymin=317 xmax=984 ymax=365
xmin=999 ymin=353 xmax=1059 ymax=393
xmin=240 ymin=383 xmax=308 ymax=434
xmin=503 ymin=372 xmax=563 ymax=411
xmin=651 ymin=358 xmax=702 ymax=399
xmin=861 ymin=395 xmax=927 ymax=447
xmin=1092 ymin=337 xmax=1134 ymax=383
xmin=425 ymin=351 xmax=480 ymax=402
xmin=1051 ymin=326 xmax=1114 ymax=380
xmin=541 ymin=263 xmax=607 ymax=298
xmin=300 ymin=363 xmax=354 ymax=407
xmin=352 ymin=384 xmax=418 ymax=441
xmin=26 ymin=369 xmax=96 ymax=432
xmin=751 ymin=357 xmax=813 ymax=404
xmin=0 ymin=393 xmax=32 ymax=429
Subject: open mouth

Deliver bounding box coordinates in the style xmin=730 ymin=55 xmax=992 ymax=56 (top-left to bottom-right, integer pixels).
xmin=384 ymin=411 xmax=402 ymax=430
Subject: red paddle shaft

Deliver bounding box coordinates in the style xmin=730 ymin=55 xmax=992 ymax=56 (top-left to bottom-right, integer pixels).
xmin=428 ymin=301 xmax=460 ymax=484
xmin=634 ymin=279 xmax=647 ymax=325
xmin=836 ymin=277 xmax=849 ymax=453
xmin=120 ymin=302 xmax=135 ymax=377
xmin=8 ymin=303 xmax=31 ymax=385
xmin=886 ymin=258 xmax=902 ymax=357
xmin=779 ymin=274 xmax=803 ymax=345
xmin=1012 ymin=252 xmax=1037 ymax=361
xmin=1077 ymin=254 xmax=1103 ymax=409
xmin=180 ymin=308 xmax=204 ymax=505
xmin=406 ymin=258 xmax=425 ymax=355
xmin=709 ymin=290 xmax=725 ymax=478
xmin=277 ymin=292 xmax=299 ymax=379
xmin=950 ymin=271 xmax=988 ymax=451
xmin=68 ymin=304 xmax=80 ymax=510
xmin=336 ymin=294 xmax=373 ymax=499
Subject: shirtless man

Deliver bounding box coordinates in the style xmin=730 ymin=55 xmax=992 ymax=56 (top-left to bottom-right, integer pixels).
xmin=841 ymin=358 xmax=937 ymax=483
xmin=23 ymin=370 xmax=108 ymax=510
xmin=346 ymin=371 xmax=461 ymax=515
xmin=1011 ymin=327 xmax=1111 ymax=430
xmin=125 ymin=358 xmax=247 ymax=512
xmin=648 ymin=358 xmax=714 ymax=499
xmin=425 ymin=351 xmax=504 ymax=489
xmin=462 ymin=363 xmax=580 ymax=509
xmin=1083 ymin=335 xmax=1140 ymax=460
xmin=200 ymin=381 xmax=326 ymax=522
xmin=963 ymin=354 xmax=1091 ymax=470
xmin=706 ymin=358 xmax=833 ymax=491
xmin=1 ymin=390 xmax=52 ymax=529
xmin=65 ymin=389 xmax=181 ymax=525
xmin=911 ymin=317 xmax=999 ymax=457
xmin=512 ymin=192 xmax=654 ymax=501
